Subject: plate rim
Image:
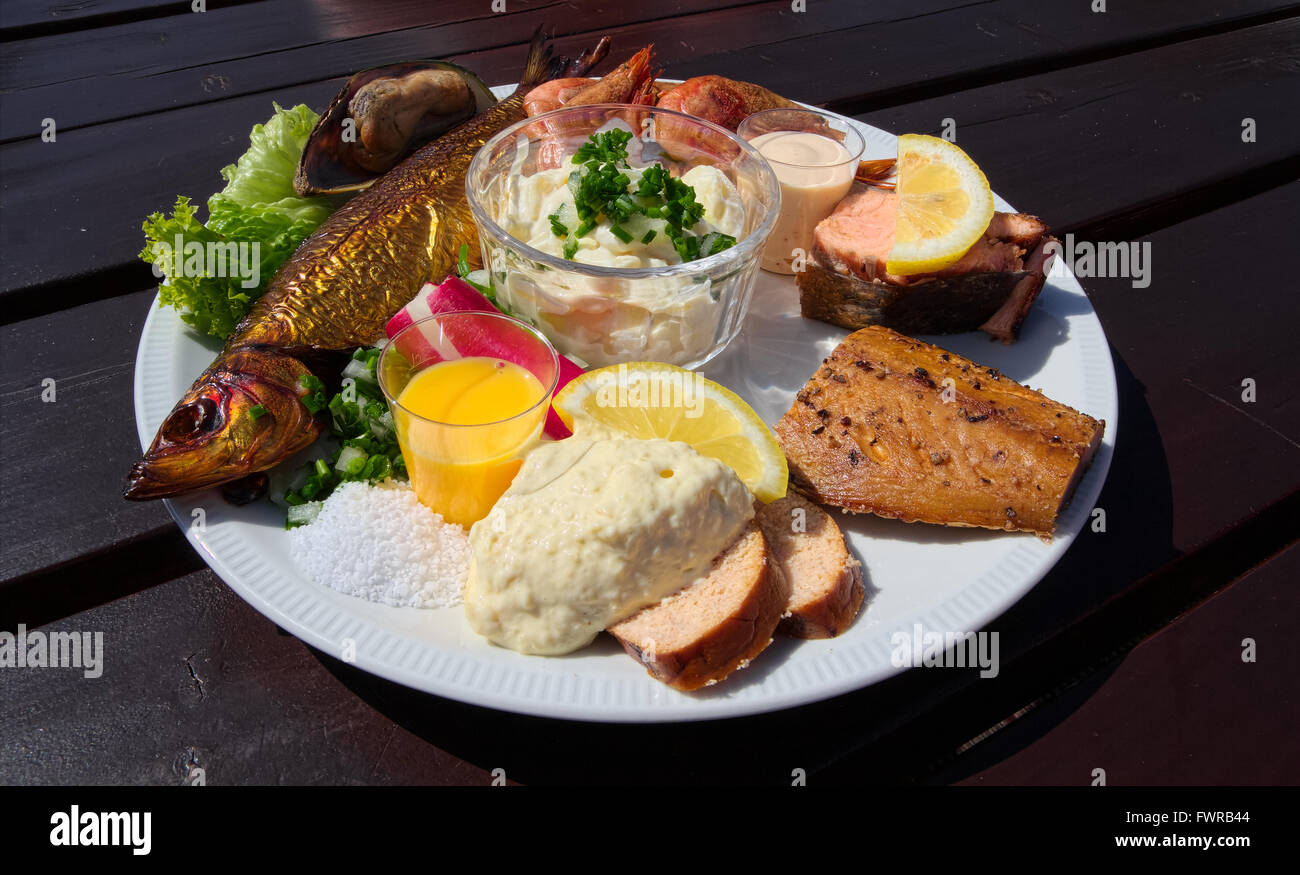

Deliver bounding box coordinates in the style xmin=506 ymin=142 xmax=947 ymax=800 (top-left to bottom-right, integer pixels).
xmin=132 ymin=87 xmax=1118 ymax=723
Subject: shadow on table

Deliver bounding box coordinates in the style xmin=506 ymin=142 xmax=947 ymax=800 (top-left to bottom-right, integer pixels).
xmin=312 ymin=346 xmax=1178 ymax=785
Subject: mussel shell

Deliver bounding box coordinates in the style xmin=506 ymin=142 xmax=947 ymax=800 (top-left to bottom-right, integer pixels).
xmin=295 ymin=60 xmax=497 ymax=197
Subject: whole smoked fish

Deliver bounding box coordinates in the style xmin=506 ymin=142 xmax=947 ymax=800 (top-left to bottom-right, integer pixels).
xmin=125 ymin=31 xmax=609 ymax=500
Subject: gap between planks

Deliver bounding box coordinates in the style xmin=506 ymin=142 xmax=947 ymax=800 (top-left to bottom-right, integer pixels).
xmin=5 ymin=4 xmax=1297 ymax=317
xmin=0 ymin=526 xmax=204 ymax=632
xmin=822 ymin=2 xmax=1300 ymax=118
xmin=0 ymin=0 xmax=267 ymax=42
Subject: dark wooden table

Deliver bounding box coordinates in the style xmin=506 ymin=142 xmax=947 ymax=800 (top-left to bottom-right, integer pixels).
xmin=1 ymin=0 xmax=1296 ymax=786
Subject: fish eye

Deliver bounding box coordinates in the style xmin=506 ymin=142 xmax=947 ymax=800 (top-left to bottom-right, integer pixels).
xmin=161 ymin=397 xmax=220 ymax=442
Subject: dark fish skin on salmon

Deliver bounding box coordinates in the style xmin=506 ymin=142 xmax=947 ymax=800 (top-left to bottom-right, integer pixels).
xmin=775 ymin=326 xmax=1104 ymax=538
xmin=796 ymin=186 xmax=1057 ymax=343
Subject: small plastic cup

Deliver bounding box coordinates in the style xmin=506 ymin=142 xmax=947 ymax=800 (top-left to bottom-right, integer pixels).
xmin=378 ymin=311 xmax=559 ymax=527
xmin=738 ymin=108 xmax=865 ymax=275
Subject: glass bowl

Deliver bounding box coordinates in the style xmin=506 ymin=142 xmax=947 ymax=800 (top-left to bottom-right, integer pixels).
xmin=466 ymin=103 xmax=781 ymax=369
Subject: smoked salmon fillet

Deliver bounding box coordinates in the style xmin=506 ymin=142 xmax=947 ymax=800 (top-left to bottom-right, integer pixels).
xmin=796 ymin=186 xmax=1056 ymax=342
xmin=775 ymin=326 xmax=1104 ymax=537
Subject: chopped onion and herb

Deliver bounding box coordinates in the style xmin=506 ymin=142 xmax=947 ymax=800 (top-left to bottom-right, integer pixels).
xmin=279 ymin=348 xmax=407 ymax=525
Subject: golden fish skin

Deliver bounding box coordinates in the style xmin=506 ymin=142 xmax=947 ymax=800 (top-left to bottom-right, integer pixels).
xmin=125 ymin=30 xmax=611 ymax=501
xmin=233 ymin=94 xmax=522 ymax=351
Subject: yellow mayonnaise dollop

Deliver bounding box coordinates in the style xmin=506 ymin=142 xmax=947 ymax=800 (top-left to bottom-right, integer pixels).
xmin=463 ymin=438 xmax=755 ymax=655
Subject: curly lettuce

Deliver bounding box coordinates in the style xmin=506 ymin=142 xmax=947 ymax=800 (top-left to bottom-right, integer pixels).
xmin=140 ymin=103 xmax=337 ymax=339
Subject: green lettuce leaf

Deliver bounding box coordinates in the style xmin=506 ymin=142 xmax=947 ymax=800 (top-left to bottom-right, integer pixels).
xmin=206 ymin=102 xmax=334 ymax=238
xmin=140 ymin=196 xmax=253 ymax=339
xmin=140 ymin=103 xmax=338 ymax=339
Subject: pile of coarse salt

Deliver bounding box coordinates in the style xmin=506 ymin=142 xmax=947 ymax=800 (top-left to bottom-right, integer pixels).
xmin=289 ymin=479 xmax=469 ymax=608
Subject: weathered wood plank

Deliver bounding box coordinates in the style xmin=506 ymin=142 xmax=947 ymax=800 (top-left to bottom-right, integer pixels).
xmin=0 ymin=289 xmax=176 ymax=582
xmin=953 ymin=542 xmax=1300 ymax=785
xmin=0 ymin=1 xmax=262 ymax=36
xmin=5 ymin=0 xmax=1293 ymax=138
xmin=678 ymin=0 xmax=1300 ymax=115
xmin=814 ymin=488 xmax=1298 ymax=784
xmin=853 ymin=19 xmax=1300 ymax=237
xmin=0 ymin=0 xmax=763 ymax=139
xmin=3 ymin=5 xmax=1297 ymax=304
xmin=1083 ymin=183 xmax=1299 ymax=554
xmin=0 ymin=569 xmax=498 ymax=785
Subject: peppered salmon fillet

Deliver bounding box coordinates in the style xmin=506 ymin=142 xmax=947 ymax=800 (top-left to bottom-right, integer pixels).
xmin=775 ymin=326 xmax=1104 ymax=537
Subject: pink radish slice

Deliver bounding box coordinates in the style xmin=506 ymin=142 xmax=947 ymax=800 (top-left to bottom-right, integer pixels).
xmin=384 ymin=276 xmax=495 ymax=338
xmin=384 ymin=276 xmax=503 ymax=367
xmin=384 ymin=276 xmax=583 ymax=438
xmin=384 ymin=282 xmax=446 ymax=367
xmin=545 ymin=355 xmax=584 ymax=438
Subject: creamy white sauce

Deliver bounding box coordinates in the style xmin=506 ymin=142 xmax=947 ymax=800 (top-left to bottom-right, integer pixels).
xmin=500 ymin=158 xmax=744 ymax=269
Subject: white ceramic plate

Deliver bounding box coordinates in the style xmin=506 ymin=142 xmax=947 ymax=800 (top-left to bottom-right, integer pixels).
xmin=133 ymin=86 xmax=1116 ymax=722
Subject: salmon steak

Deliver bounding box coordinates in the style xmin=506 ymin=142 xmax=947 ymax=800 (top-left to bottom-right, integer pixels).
xmin=796 ymin=186 xmax=1057 ymax=343
xmin=775 ymin=326 xmax=1104 ymax=537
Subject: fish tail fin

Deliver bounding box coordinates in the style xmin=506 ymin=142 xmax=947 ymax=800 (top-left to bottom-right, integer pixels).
xmin=517 ymin=26 xmax=611 ymax=90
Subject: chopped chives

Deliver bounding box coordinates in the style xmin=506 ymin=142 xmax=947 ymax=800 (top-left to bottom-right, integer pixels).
xmin=558 ymin=129 xmax=738 ymax=262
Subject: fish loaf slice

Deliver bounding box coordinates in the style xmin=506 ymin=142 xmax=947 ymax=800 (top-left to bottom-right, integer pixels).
xmin=775 ymin=326 xmax=1104 ymax=537
xmin=608 ymin=521 xmax=789 ymax=691
xmin=755 ymin=493 xmax=864 ymax=638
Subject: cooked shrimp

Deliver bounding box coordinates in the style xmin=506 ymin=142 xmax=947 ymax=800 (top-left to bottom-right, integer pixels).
xmin=527 ymin=45 xmax=658 ymax=158
xmin=656 ymin=75 xmax=802 ymax=130
xmin=524 ymin=77 xmax=596 ymax=117
xmin=523 ymin=45 xmax=656 ymax=119
xmin=629 ymin=67 xmax=661 ymax=108
xmin=567 ymin=45 xmax=655 ymax=106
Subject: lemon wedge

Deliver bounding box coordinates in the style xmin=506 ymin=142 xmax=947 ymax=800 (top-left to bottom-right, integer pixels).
xmin=553 ymin=362 xmax=788 ymax=503
xmin=885 ymin=134 xmax=995 ymax=276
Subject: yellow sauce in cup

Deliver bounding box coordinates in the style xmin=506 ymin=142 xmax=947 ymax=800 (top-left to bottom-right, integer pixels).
xmin=392 ymin=356 xmax=547 ymax=527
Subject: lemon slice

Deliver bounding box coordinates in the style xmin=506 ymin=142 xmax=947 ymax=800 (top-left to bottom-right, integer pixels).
xmin=885 ymin=134 xmax=995 ymax=276
xmin=554 ymin=362 xmax=788 ymax=503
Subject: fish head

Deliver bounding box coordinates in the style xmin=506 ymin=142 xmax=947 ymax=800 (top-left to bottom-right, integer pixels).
xmin=124 ymin=348 xmax=322 ymax=500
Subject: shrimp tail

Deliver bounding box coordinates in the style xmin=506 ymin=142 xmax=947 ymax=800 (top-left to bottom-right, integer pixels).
xmin=631 ymin=67 xmax=663 ymax=106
